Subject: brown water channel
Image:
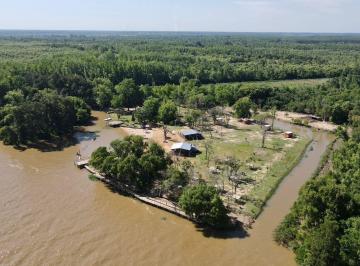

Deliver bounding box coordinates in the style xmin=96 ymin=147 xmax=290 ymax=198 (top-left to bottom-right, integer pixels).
xmin=0 ymin=112 xmax=333 ymax=266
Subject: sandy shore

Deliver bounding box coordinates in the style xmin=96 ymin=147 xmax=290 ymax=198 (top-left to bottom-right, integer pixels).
xmin=120 ymin=126 xmax=184 ymax=152
xmin=276 ymin=111 xmax=338 ymax=132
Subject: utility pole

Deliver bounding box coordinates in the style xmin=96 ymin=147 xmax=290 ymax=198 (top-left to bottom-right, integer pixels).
xmin=271 ymin=107 xmax=276 ymax=131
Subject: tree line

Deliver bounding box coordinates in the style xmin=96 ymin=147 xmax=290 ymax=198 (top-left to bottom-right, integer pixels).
xmin=1 ymin=34 xmax=360 ymax=102
xmin=2 ymin=72 xmax=359 ymax=146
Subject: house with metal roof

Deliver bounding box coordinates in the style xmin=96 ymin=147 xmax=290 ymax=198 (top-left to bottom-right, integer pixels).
xmin=180 ymin=129 xmax=204 ymax=140
xmin=171 ymin=142 xmax=200 ymax=157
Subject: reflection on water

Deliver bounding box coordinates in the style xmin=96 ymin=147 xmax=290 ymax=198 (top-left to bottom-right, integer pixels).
xmin=0 ymin=112 xmax=333 ymax=265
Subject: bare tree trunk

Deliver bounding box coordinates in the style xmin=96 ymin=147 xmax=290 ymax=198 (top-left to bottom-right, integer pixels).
xmin=163 ymin=125 xmax=167 ymax=142
xmin=262 ymin=129 xmax=267 ymax=148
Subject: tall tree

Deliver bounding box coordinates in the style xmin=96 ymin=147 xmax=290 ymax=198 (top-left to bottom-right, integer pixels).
xmin=112 ymin=79 xmax=143 ymax=110
xmin=233 ymin=97 xmax=252 ymax=118
xmin=158 ymin=100 xmax=178 ymax=125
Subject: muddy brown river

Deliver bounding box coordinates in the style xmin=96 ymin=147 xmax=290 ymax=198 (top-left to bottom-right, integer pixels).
xmin=0 ymin=112 xmax=333 ymax=266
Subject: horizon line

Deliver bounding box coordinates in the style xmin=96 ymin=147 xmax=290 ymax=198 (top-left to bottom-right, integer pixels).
xmin=0 ymin=29 xmax=360 ymax=35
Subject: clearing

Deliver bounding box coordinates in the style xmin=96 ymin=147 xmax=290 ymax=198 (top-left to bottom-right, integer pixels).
xmin=107 ymin=112 xmax=311 ymax=225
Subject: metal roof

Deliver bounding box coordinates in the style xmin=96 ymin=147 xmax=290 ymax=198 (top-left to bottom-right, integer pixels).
xmin=181 ymin=129 xmax=202 ymax=136
xmin=171 ymin=142 xmax=195 ymax=151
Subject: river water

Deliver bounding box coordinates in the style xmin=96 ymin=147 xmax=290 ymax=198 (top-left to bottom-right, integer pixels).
xmin=0 ymin=113 xmax=333 ymax=266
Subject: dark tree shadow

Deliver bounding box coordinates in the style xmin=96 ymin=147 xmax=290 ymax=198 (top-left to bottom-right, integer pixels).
xmin=81 ymin=115 xmax=98 ymax=126
xmin=195 ymin=223 xmax=250 ymax=239
xmin=13 ymin=131 xmax=101 ymax=152
xmin=9 ymin=115 xmax=102 ymax=152
xmin=222 ymin=124 xmax=254 ymax=132
xmin=262 ymin=143 xmax=284 ymax=152
xmin=14 ymin=138 xmax=77 ymax=152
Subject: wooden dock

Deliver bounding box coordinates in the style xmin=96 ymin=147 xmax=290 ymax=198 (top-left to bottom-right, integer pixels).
xmin=75 ymin=159 xmax=89 ymax=169
xmin=82 ymin=164 xmax=192 ymax=221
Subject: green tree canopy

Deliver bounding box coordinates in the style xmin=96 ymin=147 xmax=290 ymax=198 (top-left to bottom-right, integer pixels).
xmin=0 ymin=89 xmax=90 ymax=146
xmin=135 ymin=97 xmax=160 ymax=125
xmin=233 ymin=97 xmax=252 ymax=118
xmin=112 ymin=79 xmax=143 ymax=110
xmin=179 ymin=184 xmax=230 ymax=228
xmin=339 ymin=217 xmax=360 ymax=266
xmin=93 ymin=78 xmax=114 ymax=110
xmin=158 ymin=100 xmax=178 ymax=125
xmin=90 ymin=136 xmax=169 ymax=192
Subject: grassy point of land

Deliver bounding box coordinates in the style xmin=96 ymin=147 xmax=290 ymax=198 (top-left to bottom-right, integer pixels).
xmin=168 ymin=117 xmax=312 ymax=222
xmin=242 ymin=137 xmax=312 ymax=218
xmin=104 ymin=107 xmax=312 ymax=223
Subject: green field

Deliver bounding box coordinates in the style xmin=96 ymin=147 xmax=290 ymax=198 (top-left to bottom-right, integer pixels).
xmin=203 ymin=78 xmax=328 ymax=90
xmin=170 ymin=121 xmax=311 ymax=220
xmin=243 ymin=137 xmax=312 ymax=218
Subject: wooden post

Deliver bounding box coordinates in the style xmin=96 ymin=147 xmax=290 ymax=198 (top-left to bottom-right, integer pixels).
xmin=262 ymin=128 xmax=267 ymax=148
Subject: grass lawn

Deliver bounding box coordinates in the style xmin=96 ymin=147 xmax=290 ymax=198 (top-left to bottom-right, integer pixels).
xmin=239 ymin=78 xmax=328 ymax=88
xmin=243 ymin=137 xmax=312 ymax=218
xmin=107 ymin=107 xmax=312 ymax=220
xmin=202 ymin=78 xmax=328 ymax=89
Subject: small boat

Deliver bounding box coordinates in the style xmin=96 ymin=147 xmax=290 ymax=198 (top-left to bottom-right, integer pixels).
xmin=104 ymin=118 xmax=112 ymax=122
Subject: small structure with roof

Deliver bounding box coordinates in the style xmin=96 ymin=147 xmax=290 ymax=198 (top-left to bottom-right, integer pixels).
xmin=181 ymin=129 xmax=204 ymax=140
xmin=171 ymin=142 xmax=200 ymax=157
xmin=241 ymin=118 xmax=255 ymax=125
xmin=264 ymin=124 xmax=272 ymax=131
xmin=284 ymin=131 xmax=294 ymax=138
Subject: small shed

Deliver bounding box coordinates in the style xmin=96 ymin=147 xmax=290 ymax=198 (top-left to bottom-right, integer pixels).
xmin=264 ymin=124 xmax=272 ymax=131
xmin=171 ymin=142 xmax=200 ymax=157
xmin=284 ymin=131 xmax=294 ymax=138
xmin=108 ymin=121 xmax=123 ymax=128
xmin=307 ymin=115 xmax=321 ymax=121
xmin=181 ymin=129 xmax=204 ymax=140
xmin=243 ymin=118 xmax=255 ymax=125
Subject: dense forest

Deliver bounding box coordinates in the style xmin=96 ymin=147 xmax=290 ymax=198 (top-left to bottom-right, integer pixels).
xmin=0 ymin=88 xmax=90 ymax=146
xmin=1 ymin=33 xmax=360 ymax=87
xmin=1 ymin=32 xmax=360 ymax=145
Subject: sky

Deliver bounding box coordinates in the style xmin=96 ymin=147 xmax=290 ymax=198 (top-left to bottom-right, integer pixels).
xmin=0 ymin=0 xmax=359 ymax=33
